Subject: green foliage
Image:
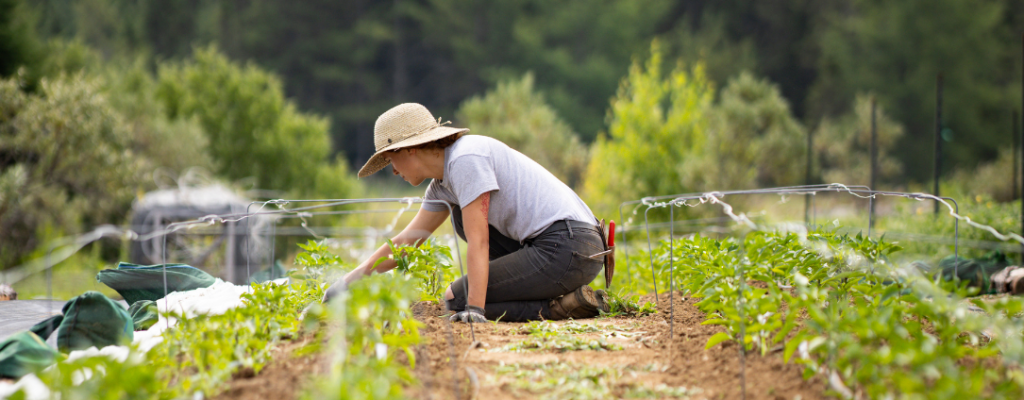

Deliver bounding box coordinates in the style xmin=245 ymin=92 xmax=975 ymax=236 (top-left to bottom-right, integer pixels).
xmin=582 ymin=41 xmax=714 ymax=216
xmin=497 ymin=335 xmax=622 ymax=353
xmin=155 ymin=45 xmax=359 ymax=198
xmin=635 ymin=227 xmax=1024 ymax=398
xmin=148 ymin=280 xmax=320 ymax=396
xmin=660 ymin=13 xmax=758 ymax=87
xmin=496 ymin=320 xmax=623 ymax=353
xmin=706 ymin=72 xmax=807 ymax=189
xmin=0 ymin=0 xmax=42 ymax=80
xmin=19 ymin=241 xmax=422 ymax=400
xmin=456 ymin=73 xmax=588 ymax=187
xmin=292 ymin=239 xmax=425 ymax=400
xmin=949 ymin=148 xmax=1021 ymax=203
xmin=305 ymin=273 xmax=422 ymax=400
xmin=22 ymin=273 xmax=325 ymax=399
xmin=0 ymin=74 xmax=141 ymax=266
xmin=517 ymin=320 xmax=603 ymax=336
xmin=294 ymin=239 xmax=344 ymax=282
xmin=809 ymin=0 xmax=1013 ymax=180
xmin=30 ymin=351 xmax=166 ymax=400
xmin=602 ymin=290 xmax=657 ymax=318
xmin=813 ymin=95 xmax=904 ymax=186
xmin=385 ymin=238 xmax=456 ymax=303
xmin=407 ymin=0 xmax=675 ymax=142
xmin=490 ymin=361 xmax=701 ymax=400
xmin=20 ymin=0 xmax=1024 ymax=188
xmin=0 ymin=39 xmax=218 ymax=268
xmin=877 ymin=194 xmax=1023 ymax=262
xmin=96 ymin=55 xmax=214 ymax=176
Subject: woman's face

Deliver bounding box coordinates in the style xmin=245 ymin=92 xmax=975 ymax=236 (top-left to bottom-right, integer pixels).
xmin=387 ymin=149 xmax=427 ymax=186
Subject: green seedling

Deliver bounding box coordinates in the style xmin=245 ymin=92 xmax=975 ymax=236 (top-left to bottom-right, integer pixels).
xmin=17 ymin=242 xmax=425 ymax=400
xmin=518 ymin=320 xmax=603 ymax=336
xmin=602 ymin=290 xmax=657 ymax=317
xmin=386 ymin=237 xmax=456 ymax=303
xmin=495 ymin=335 xmax=622 ymax=353
xmin=634 ymin=227 xmax=1024 ymax=399
xmin=490 ymin=361 xmax=701 ymax=400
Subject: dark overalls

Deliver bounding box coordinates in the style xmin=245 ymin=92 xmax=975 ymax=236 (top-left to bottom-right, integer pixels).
xmin=446 ymin=206 xmax=605 ymax=321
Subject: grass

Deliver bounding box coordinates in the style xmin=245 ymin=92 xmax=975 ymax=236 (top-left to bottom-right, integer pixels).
xmin=12 ymin=245 xmax=121 ymax=300
xmin=489 ymin=361 xmax=702 ymax=400
xmin=495 ymin=320 xmax=625 ymax=352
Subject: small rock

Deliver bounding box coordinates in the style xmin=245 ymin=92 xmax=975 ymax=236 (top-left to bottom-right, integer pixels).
xmin=0 ymin=284 xmax=16 ymax=301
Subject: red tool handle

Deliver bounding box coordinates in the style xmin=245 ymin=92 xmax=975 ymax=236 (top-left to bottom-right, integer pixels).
xmin=608 ymin=221 xmax=615 ymax=247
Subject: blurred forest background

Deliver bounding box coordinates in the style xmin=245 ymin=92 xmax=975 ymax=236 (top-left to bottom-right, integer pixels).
xmin=1 ymin=0 xmax=1023 ymax=269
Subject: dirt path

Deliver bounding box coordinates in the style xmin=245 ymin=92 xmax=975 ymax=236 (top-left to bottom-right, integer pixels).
xmin=408 ymin=292 xmax=827 ymax=400
xmin=210 ymin=291 xmax=826 ymax=399
xmin=212 ymin=334 xmax=325 ymax=400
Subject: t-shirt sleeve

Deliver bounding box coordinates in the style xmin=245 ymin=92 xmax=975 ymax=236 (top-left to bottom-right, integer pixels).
xmin=449 ymin=155 xmax=499 ymax=208
xmin=422 ymin=179 xmax=452 ymax=212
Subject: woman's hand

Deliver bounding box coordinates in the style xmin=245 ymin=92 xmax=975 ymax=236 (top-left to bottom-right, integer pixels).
xmin=324 ymin=208 xmax=449 ymax=302
xmin=449 ymin=305 xmax=487 ymax=323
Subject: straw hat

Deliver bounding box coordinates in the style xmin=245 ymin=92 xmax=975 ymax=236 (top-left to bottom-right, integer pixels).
xmin=358 ymin=103 xmax=469 ymax=178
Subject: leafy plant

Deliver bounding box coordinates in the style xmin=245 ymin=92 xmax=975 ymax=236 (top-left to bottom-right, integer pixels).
xmin=384 ymin=237 xmax=456 ymax=302
xmin=602 ymin=290 xmax=657 ymax=318
xmin=496 ymin=320 xmax=623 ymax=353
xmin=16 ymin=241 xmax=424 ymax=400
xmin=490 ymin=361 xmax=701 ymax=400
xmin=635 ymin=227 xmax=1024 ymax=398
xmin=518 ymin=320 xmax=604 ymax=336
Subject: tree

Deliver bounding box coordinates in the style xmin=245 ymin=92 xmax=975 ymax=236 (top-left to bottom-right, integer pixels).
xmin=809 ymin=0 xmax=1012 ymax=180
xmin=456 ymin=73 xmax=588 ymax=188
xmin=155 ymin=46 xmax=360 ymax=198
xmin=0 ymin=0 xmax=41 ymax=79
xmin=706 ymin=72 xmax=807 ymax=190
xmin=813 ymin=95 xmax=904 ymax=187
xmin=0 ymin=75 xmax=141 ymax=266
xmin=581 ymin=42 xmax=714 ymax=216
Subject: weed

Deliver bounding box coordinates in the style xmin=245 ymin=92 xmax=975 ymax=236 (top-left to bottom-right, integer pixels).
xmin=496 ymin=335 xmax=622 ymax=353
xmin=602 ymin=290 xmax=657 ymax=317
xmin=490 ymin=361 xmax=701 ymax=399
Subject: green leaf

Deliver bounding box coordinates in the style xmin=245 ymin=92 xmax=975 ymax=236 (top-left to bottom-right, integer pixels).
xmin=705 ymin=332 xmax=733 ymax=350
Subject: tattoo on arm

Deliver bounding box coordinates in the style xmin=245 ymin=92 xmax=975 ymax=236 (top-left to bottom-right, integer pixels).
xmin=480 ymin=192 xmax=489 ymax=221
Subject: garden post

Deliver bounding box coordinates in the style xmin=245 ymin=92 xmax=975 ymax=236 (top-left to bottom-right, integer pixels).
xmin=934 ymin=73 xmax=943 ymax=216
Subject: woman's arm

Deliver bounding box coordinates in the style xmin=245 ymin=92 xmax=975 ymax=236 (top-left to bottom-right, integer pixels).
xmin=342 ymin=207 xmax=450 ymax=285
xmin=461 ymin=192 xmax=491 ymax=309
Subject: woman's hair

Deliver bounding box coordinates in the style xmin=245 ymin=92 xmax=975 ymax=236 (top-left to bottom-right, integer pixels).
xmin=405 ymin=133 xmax=460 ymax=151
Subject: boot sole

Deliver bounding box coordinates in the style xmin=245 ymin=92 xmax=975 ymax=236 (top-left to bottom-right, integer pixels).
xmin=569 ymin=286 xmax=606 ymax=319
xmin=595 ymin=289 xmax=611 ymax=314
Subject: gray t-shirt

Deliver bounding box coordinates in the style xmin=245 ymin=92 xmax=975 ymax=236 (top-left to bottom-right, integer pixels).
xmin=422 ymin=135 xmax=596 ymax=242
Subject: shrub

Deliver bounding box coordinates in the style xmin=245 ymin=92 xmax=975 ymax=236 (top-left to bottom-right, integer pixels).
xmin=457 ymin=73 xmax=588 ymax=188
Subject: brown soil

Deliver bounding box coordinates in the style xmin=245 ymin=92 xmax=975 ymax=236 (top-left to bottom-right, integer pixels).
xmin=211 ymin=292 xmax=827 ymax=399
xmin=212 ymin=334 xmax=327 ymax=400
xmin=406 ymin=292 xmax=827 ymax=400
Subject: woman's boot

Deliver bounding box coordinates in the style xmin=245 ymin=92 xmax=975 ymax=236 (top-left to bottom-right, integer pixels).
xmin=548 ymin=285 xmax=610 ymax=319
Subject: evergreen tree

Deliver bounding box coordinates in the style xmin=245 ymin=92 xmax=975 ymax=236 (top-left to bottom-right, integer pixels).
xmin=809 ymin=0 xmax=1013 ymax=179
xmin=456 ymin=73 xmax=588 ymax=188
xmin=0 ymin=0 xmax=41 ymax=78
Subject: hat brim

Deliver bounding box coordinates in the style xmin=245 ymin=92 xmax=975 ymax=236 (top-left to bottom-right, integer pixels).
xmin=357 ymin=126 xmax=469 ymax=178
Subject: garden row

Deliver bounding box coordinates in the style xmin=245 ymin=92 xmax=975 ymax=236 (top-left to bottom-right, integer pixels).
xmin=5 ymin=240 xmax=425 ymax=400
xmin=638 ymin=229 xmax=1024 ymax=398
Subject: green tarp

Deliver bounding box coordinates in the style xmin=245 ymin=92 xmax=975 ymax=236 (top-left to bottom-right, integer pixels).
xmin=96 ymin=262 xmax=216 ymax=306
xmin=127 ymin=300 xmax=158 ymax=331
xmin=938 ymin=252 xmax=1011 ymax=294
xmin=0 ymin=291 xmax=135 ymax=377
xmin=0 ymin=331 xmax=58 ymax=379
xmin=56 ymin=291 xmax=134 ymax=353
